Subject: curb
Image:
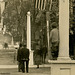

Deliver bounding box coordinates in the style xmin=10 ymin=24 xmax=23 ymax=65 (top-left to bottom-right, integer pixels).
xmin=0 ymin=64 xmax=51 ymax=68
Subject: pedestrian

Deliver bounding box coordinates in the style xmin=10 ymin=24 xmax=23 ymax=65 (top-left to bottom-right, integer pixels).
xmin=17 ymin=43 xmax=23 ymax=72
xmin=41 ymin=45 xmax=47 ymax=64
xmin=21 ymin=43 xmax=30 ymax=73
xmin=34 ymin=44 xmax=41 ymax=68
xmin=49 ymin=22 xmax=59 ymax=60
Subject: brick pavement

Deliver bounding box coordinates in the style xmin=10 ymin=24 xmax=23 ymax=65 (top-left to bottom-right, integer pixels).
xmin=0 ymin=67 xmax=51 ymax=75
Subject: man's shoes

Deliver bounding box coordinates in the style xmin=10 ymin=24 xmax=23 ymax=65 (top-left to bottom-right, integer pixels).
xmin=18 ymin=69 xmax=21 ymax=72
xmin=22 ymin=71 xmax=28 ymax=73
xmin=22 ymin=70 xmax=25 ymax=73
xmin=37 ymin=67 xmax=39 ymax=68
xmin=22 ymin=71 xmax=25 ymax=73
xmin=26 ymin=72 xmax=28 ymax=73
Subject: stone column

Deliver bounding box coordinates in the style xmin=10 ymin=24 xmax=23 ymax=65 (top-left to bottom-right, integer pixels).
xmin=58 ymin=0 xmax=70 ymax=60
xmin=27 ymin=11 xmax=33 ymax=65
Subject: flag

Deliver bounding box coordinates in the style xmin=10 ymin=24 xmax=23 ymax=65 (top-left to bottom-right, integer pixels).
xmin=35 ymin=0 xmax=49 ymax=10
xmin=35 ymin=0 xmax=52 ymax=11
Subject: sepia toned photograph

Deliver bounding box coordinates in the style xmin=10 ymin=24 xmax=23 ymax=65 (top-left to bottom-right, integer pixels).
xmin=0 ymin=0 xmax=74 ymax=75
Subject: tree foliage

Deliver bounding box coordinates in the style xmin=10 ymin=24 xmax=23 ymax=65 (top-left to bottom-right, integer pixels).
xmin=3 ymin=0 xmax=34 ymax=42
xmin=3 ymin=0 xmax=59 ymax=43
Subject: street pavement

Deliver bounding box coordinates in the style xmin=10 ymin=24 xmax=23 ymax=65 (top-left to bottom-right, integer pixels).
xmin=0 ymin=66 xmax=51 ymax=75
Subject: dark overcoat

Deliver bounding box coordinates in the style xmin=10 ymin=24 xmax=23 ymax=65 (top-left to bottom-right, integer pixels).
xmin=21 ymin=47 xmax=30 ymax=61
xmin=17 ymin=48 xmax=22 ymax=62
xmin=34 ymin=49 xmax=41 ymax=65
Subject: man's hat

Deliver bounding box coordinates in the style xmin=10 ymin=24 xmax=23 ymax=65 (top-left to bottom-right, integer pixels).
xmin=23 ymin=43 xmax=26 ymax=46
xmin=19 ymin=43 xmax=23 ymax=47
xmin=51 ymin=22 xmax=57 ymax=28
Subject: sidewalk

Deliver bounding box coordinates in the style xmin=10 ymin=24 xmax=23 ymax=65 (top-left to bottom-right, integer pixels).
xmin=0 ymin=65 xmax=51 ymax=75
xmin=0 ymin=64 xmax=51 ymax=68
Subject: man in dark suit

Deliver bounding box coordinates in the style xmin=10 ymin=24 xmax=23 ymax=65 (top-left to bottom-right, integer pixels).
xmin=21 ymin=44 xmax=30 ymax=73
xmin=17 ymin=43 xmax=23 ymax=72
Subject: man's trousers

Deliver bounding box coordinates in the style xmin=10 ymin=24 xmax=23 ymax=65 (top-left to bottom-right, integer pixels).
xmin=21 ymin=60 xmax=29 ymax=73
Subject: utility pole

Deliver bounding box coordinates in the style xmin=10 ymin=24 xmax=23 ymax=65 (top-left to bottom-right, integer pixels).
xmin=46 ymin=0 xmax=52 ymax=59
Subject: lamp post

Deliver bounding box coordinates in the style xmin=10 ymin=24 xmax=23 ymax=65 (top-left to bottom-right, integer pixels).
xmin=27 ymin=11 xmax=33 ymax=65
xmin=27 ymin=11 xmax=31 ymax=51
